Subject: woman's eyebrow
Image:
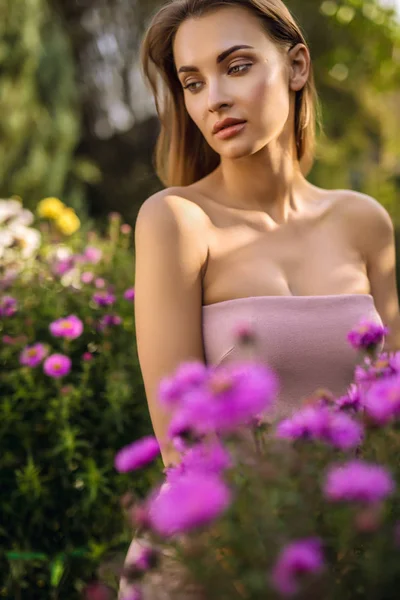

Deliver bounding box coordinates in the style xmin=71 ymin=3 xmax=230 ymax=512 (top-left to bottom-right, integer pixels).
xmin=177 ymin=44 xmax=255 ymax=74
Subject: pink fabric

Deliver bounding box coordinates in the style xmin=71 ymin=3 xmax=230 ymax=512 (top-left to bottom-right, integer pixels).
xmin=202 ymin=294 xmax=384 ymax=420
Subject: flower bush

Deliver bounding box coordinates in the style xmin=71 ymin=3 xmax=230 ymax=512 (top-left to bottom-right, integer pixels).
xmin=0 ymin=198 xmax=156 ymax=599
xmin=110 ymin=317 xmax=400 ymax=600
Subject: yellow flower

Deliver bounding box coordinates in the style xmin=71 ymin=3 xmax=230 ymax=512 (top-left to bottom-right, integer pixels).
xmin=37 ymin=197 xmax=66 ymax=220
xmin=55 ymin=208 xmax=81 ymax=236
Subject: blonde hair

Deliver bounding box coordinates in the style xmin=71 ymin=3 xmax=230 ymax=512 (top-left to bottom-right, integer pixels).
xmin=141 ymin=0 xmax=322 ymax=186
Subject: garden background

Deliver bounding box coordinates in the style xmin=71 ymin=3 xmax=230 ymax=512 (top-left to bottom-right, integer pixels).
xmin=1 ymin=0 xmax=400 ymax=598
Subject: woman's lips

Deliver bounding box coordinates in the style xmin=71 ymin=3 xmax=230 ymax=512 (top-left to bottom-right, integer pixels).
xmin=214 ymin=122 xmax=246 ymax=140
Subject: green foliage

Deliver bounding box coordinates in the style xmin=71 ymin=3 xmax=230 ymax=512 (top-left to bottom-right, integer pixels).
xmin=0 ymin=0 xmax=91 ymax=215
xmin=286 ymin=0 xmax=400 ymax=221
xmin=0 ymin=210 xmax=156 ymax=599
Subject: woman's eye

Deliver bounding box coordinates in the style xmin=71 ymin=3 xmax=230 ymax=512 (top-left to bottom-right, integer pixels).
xmin=182 ymin=63 xmax=252 ymax=93
xmin=228 ymin=63 xmax=252 ymax=75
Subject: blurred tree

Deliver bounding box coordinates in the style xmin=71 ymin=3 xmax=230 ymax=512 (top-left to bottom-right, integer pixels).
xmin=0 ymin=0 xmax=91 ymax=215
xmin=2 ymin=0 xmax=400 ymax=224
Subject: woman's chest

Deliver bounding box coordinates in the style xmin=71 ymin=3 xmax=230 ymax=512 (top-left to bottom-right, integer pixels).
xmin=201 ymin=202 xmax=370 ymax=304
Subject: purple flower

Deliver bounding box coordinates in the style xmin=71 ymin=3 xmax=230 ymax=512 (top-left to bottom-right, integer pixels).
xmin=43 ymin=354 xmax=72 ymax=378
xmin=83 ymin=246 xmax=102 ymax=264
xmin=49 ymin=315 xmax=84 ymax=340
xmin=115 ymin=436 xmax=160 ymax=472
xmin=270 ymin=537 xmax=324 ymax=597
xmin=347 ymin=318 xmax=389 ymax=352
xmin=52 ymin=257 xmax=75 ymax=277
xmin=158 ymin=361 xmax=209 ymax=408
xmin=355 ymin=353 xmax=396 ymax=386
xmin=92 ymin=291 xmax=115 ymax=307
xmin=168 ymin=362 xmax=278 ymax=437
xmin=324 ymin=412 xmax=364 ymax=450
xmin=335 ymin=384 xmax=362 ymax=413
xmin=323 ymin=460 xmax=395 ymax=504
xmin=361 ymin=375 xmax=400 ymax=426
xmin=276 ymin=406 xmax=363 ymax=450
xmin=147 ymin=472 xmax=232 ymax=537
xmin=131 ymin=545 xmax=159 ymax=571
xmin=276 ymin=406 xmax=329 ymax=441
xmin=81 ymin=271 xmax=94 ymax=284
xmin=0 ymin=295 xmax=17 ymax=317
xmin=19 ymin=343 xmax=48 ymax=367
xmin=98 ymin=314 xmax=122 ymax=331
xmin=124 ymin=288 xmax=135 ymax=301
xmin=166 ymin=441 xmax=232 ymax=484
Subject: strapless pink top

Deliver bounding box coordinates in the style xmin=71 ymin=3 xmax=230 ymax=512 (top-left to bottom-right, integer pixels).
xmin=202 ymin=294 xmax=384 ymax=420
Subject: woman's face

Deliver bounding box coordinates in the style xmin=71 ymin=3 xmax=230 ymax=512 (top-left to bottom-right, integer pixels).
xmin=172 ymin=6 xmax=306 ymax=160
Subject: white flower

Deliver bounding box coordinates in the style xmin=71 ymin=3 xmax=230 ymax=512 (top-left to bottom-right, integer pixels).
xmin=0 ymin=199 xmax=23 ymax=224
xmin=9 ymin=208 xmax=34 ymax=228
xmin=8 ymin=224 xmax=41 ymax=259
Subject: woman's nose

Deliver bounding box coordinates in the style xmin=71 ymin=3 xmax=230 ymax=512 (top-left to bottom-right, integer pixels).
xmin=207 ymin=82 xmax=232 ymax=113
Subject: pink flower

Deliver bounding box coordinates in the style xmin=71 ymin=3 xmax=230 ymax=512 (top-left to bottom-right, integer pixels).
xmin=115 ymin=436 xmax=160 ymax=472
xmin=81 ymin=271 xmax=94 ymax=284
xmin=95 ymin=278 xmax=106 ymax=289
xmin=0 ymin=295 xmax=17 ymax=317
xmin=92 ymin=291 xmax=115 ymax=306
xmin=82 ymin=352 xmax=93 ymax=361
xmin=43 ymin=354 xmax=72 ymax=378
xmin=49 ymin=315 xmax=84 ymax=340
xmin=52 ymin=257 xmax=75 ymax=277
xmin=120 ymin=224 xmax=132 ymax=235
xmin=83 ymin=246 xmax=103 ymax=264
xmin=19 ymin=343 xmax=48 ymax=367
xmin=123 ymin=288 xmax=135 ymax=301
xmin=270 ymin=538 xmax=324 ymax=597
xmin=147 ymin=472 xmax=232 ymax=537
xmin=323 ymin=460 xmax=395 ymax=504
xmin=347 ymin=318 xmax=388 ymax=352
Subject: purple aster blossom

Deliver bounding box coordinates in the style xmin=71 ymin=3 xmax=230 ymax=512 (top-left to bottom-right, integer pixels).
xmin=324 ymin=412 xmax=364 ymax=450
xmin=52 ymin=257 xmax=75 ymax=277
xmin=92 ymin=291 xmax=116 ymax=307
xmin=276 ymin=405 xmax=363 ymax=450
xmin=355 ymin=353 xmax=396 ymax=386
xmin=49 ymin=315 xmax=84 ymax=340
xmin=175 ymin=362 xmax=278 ymax=435
xmin=124 ymin=287 xmax=135 ymax=301
xmin=43 ymin=354 xmax=72 ymax=378
xmin=323 ymin=460 xmax=395 ymax=504
xmin=361 ymin=375 xmax=400 ymax=426
xmin=158 ymin=361 xmax=209 ymax=408
xmin=147 ymin=472 xmax=232 ymax=537
xmin=98 ymin=314 xmax=122 ymax=331
xmin=19 ymin=343 xmax=48 ymax=367
xmin=335 ymin=384 xmax=362 ymax=413
xmin=275 ymin=406 xmax=330 ymax=441
xmin=81 ymin=271 xmax=94 ymax=284
xmin=389 ymin=351 xmax=400 ymax=374
xmin=347 ymin=318 xmax=389 ymax=353
xmin=270 ymin=537 xmax=325 ymax=597
xmin=0 ymin=295 xmax=17 ymax=317
xmin=82 ymin=352 xmax=93 ymax=361
xmin=82 ymin=246 xmax=103 ymax=264
xmin=166 ymin=441 xmax=232 ymax=484
xmin=115 ymin=436 xmax=160 ymax=473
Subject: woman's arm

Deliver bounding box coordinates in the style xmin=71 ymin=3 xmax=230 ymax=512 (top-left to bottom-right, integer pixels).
xmin=134 ymin=190 xmax=209 ymax=467
xmin=352 ymin=193 xmax=400 ymax=353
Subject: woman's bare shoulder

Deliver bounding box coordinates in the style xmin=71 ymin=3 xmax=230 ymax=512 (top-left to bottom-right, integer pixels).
xmin=138 ymin=186 xmax=211 ymax=229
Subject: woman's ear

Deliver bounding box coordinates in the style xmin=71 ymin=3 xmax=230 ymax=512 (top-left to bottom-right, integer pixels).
xmin=288 ymin=43 xmax=310 ymax=92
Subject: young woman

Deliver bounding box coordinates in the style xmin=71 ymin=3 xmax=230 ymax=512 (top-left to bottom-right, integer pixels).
xmin=121 ymin=0 xmax=400 ymax=596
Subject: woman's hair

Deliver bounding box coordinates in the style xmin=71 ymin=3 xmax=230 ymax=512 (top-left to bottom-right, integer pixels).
xmin=141 ymin=0 xmax=322 ymax=187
